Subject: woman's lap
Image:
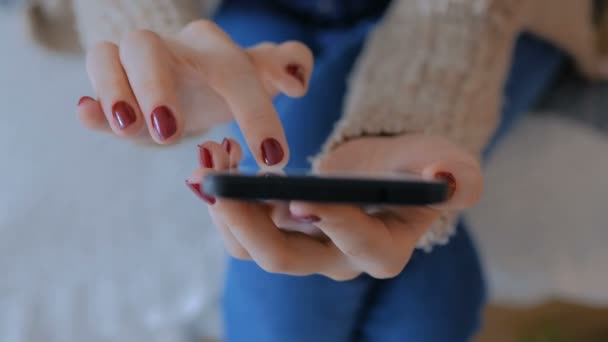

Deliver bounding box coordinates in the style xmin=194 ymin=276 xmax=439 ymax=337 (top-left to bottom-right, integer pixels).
xmin=214 ymin=3 xmax=563 ymax=341
xmin=224 ymin=222 xmax=483 ymax=342
xmin=218 ymin=14 xmax=377 ymax=341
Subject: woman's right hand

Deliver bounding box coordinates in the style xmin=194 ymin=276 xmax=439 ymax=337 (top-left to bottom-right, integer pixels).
xmin=77 ymin=20 xmax=313 ymax=167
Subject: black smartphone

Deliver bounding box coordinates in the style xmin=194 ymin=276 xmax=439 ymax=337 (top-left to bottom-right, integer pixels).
xmin=203 ymin=169 xmax=449 ymax=205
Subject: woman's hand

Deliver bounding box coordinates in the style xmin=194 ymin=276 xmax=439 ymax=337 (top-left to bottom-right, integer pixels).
xmin=187 ymin=135 xmax=483 ymax=280
xmin=77 ymin=20 xmax=313 ymax=167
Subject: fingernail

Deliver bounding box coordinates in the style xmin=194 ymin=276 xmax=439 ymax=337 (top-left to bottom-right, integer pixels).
xmin=222 ymin=138 xmax=231 ymax=153
xmin=151 ymin=106 xmax=177 ymax=141
xmin=292 ymin=215 xmax=320 ymax=223
xmin=261 ymin=138 xmax=284 ymax=166
xmin=112 ymin=101 xmax=137 ymax=130
xmin=198 ymin=146 xmax=213 ymax=168
xmin=186 ymin=181 xmax=216 ymax=205
xmin=436 ymin=172 xmax=457 ymax=199
xmin=286 ymin=63 xmax=306 ymax=86
xmin=78 ymin=96 xmax=95 ymax=106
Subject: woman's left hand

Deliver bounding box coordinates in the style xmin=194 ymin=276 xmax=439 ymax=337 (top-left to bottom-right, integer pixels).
xmin=187 ymin=134 xmax=483 ymax=281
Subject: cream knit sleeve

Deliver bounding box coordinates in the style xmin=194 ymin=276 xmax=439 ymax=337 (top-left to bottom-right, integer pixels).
xmin=320 ymin=0 xmax=527 ymax=250
xmin=72 ymin=0 xmax=220 ymax=50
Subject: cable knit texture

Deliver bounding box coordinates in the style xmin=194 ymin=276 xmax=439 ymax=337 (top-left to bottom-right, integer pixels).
xmin=20 ymin=0 xmax=600 ymax=250
xmin=72 ymin=0 xmax=213 ymax=50
xmin=323 ymin=0 xmax=526 ymax=250
xmin=323 ymin=0 xmax=524 ymax=155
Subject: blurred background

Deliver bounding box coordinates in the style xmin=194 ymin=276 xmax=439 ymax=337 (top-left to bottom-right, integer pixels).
xmin=1 ymin=2 xmax=607 ymax=342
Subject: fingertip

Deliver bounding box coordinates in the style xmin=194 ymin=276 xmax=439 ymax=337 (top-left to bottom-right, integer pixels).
xmin=185 ymin=177 xmax=216 ymax=205
xmin=186 ymin=164 xmax=220 ymax=205
xmin=209 ymin=46 xmax=290 ymax=168
xmin=276 ymin=41 xmax=314 ymax=98
xmin=108 ymin=101 xmax=144 ymax=137
xmin=435 ymin=172 xmax=457 ymax=200
xmin=149 ymin=105 xmax=182 ymax=145
xmin=288 ymin=201 xmax=314 ymax=217
xmin=285 ymin=63 xmax=307 ymax=86
xmin=280 ymin=41 xmax=314 ymax=74
xmin=187 ymin=166 xmax=209 ymax=183
xmin=77 ymin=96 xmax=108 ymax=131
xmin=222 ymin=137 xmax=243 ymax=168
xmin=197 ymin=140 xmax=231 ymax=170
xmin=221 ymin=137 xmax=232 ymax=153
xmin=260 ymin=62 xmax=310 ymax=98
xmin=78 ymin=96 xmax=96 ymax=107
xmin=282 ymin=63 xmax=309 ymax=97
xmin=86 ymin=39 xmax=150 ymax=139
xmin=260 ymin=137 xmax=289 ymax=168
xmin=424 ymin=161 xmax=483 ymax=210
xmin=289 ymin=201 xmax=353 ymax=221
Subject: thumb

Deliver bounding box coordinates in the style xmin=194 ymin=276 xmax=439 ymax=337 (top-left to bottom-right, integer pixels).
xmin=248 ymin=41 xmax=314 ymax=98
xmin=314 ymin=135 xmax=483 ymax=210
xmin=313 ymin=137 xmax=389 ymax=174
xmin=418 ymin=157 xmax=483 ymax=211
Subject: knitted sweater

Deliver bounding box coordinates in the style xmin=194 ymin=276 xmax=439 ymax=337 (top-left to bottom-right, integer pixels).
xmin=21 ymin=0 xmax=602 ymax=249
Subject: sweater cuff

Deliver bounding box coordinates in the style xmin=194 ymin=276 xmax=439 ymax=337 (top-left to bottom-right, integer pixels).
xmin=416 ymin=211 xmax=458 ymax=252
xmin=320 ymin=0 xmax=525 ymax=250
xmin=72 ymin=0 xmax=220 ymax=50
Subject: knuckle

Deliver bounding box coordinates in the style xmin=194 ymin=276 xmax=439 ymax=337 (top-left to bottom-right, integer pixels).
xmin=86 ymin=40 xmax=118 ymax=69
xmin=246 ymin=43 xmax=276 ymax=64
xmin=281 ymin=41 xmax=313 ymax=63
xmin=343 ymin=241 xmax=373 ymax=259
xmin=227 ymin=138 xmax=242 ymax=153
xmin=258 ymin=250 xmax=292 ymax=274
xmin=182 ymin=19 xmax=223 ymax=37
xmin=238 ymin=104 xmax=275 ymax=128
xmin=212 ymin=62 xmax=255 ymax=87
xmin=369 ymin=258 xmax=408 ymax=279
xmin=227 ymin=246 xmax=250 ymax=260
xmin=369 ymin=265 xmax=402 ymax=279
xmin=253 ymin=42 xmax=276 ymax=52
xmin=136 ymin=79 xmax=166 ymax=97
xmin=88 ymin=40 xmax=118 ymax=58
xmin=121 ymin=29 xmax=162 ymax=49
xmin=328 ymin=271 xmax=361 ymax=282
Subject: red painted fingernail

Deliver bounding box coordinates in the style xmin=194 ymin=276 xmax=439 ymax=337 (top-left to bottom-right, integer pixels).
xmin=186 ymin=181 xmax=216 ymax=205
xmin=293 ymin=215 xmax=321 ymax=223
xmin=436 ymin=172 xmax=457 ymax=199
xmin=222 ymin=138 xmax=231 ymax=153
xmin=112 ymin=101 xmax=137 ymax=130
xmin=151 ymin=106 xmax=177 ymax=141
xmin=198 ymin=146 xmax=213 ymax=168
xmin=261 ymin=138 xmax=284 ymax=166
xmin=78 ymin=96 xmax=95 ymax=106
xmin=286 ymin=63 xmax=306 ymax=86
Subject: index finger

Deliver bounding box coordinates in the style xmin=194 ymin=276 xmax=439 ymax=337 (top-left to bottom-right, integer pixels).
xmin=177 ymin=20 xmax=289 ymax=167
xmin=210 ymin=59 xmax=289 ymax=168
xmin=180 ymin=20 xmax=289 ymax=167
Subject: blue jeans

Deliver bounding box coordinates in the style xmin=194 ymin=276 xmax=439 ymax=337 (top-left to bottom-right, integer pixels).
xmin=215 ymin=1 xmax=564 ymax=340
